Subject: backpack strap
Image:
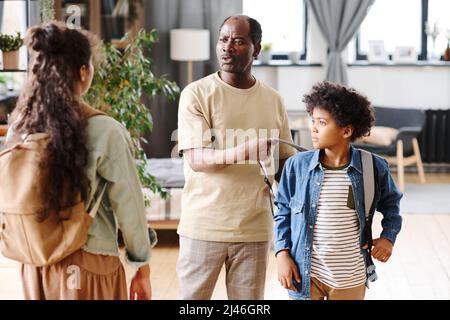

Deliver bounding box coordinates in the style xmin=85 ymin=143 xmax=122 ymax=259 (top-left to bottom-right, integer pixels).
xmin=0 ymin=133 xmax=48 ymax=157
xmin=88 ymin=183 xmax=107 ymax=218
xmin=359 ymin=148 xmax=380 ymax=284
xmin=4 ymin=104 xmax=106 ymax=146
xmin=360 ymin=149 xmax=375 ymax=219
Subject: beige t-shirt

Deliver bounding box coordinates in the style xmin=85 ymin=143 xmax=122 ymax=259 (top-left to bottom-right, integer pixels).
xmin=177 ymin=72 xmax=296 ymax=242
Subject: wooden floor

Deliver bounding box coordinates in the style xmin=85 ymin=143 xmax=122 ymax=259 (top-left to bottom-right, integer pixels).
xmin=1 ymin=173 xmax=449 ymax=300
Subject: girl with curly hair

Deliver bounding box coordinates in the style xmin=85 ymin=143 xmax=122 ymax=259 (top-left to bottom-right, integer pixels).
xmin=6 ymin=22 xmax=152 ymax=300
xmin=273 ymin=81 xmax=402 ymax=300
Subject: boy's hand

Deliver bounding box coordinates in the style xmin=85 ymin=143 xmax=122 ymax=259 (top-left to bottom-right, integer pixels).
xmin=130 ymin=264 xmax=152 ymax=300
xmin=276 ymin=250 xmax=301 ymax=291
xmin=370 ymin=237 xmax=393 ymax=263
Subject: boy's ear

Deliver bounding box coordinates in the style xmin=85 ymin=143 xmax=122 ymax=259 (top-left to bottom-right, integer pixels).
xmin=343 ymin=125 xmax=354 ymax=139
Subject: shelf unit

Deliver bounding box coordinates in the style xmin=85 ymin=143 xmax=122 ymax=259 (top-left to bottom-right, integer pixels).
xmin=54 ymin=0 xmax=144 ymax=42
xmin=0 ymin=0 xmax=32 ymax=132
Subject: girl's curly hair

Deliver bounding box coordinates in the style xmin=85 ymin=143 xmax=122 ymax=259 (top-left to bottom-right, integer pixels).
xmin=11 ymin=22 xmax=98 ymax=221
xmin=303 ymin=81 xmax=375 ymax=141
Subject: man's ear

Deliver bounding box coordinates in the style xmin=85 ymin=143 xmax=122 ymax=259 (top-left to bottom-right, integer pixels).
xmin=253 ymin=42 xmax=261 ymax=58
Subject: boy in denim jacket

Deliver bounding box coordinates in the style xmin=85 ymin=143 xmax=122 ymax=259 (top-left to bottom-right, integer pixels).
xmin=274 ymin=81 xmax=402 ymax=300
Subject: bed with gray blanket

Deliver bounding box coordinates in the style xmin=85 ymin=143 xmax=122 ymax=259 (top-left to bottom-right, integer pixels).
xmin=144 ymin=158 xmax=184 ymax=228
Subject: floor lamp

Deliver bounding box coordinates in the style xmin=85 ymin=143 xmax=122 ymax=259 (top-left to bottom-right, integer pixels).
xmin=170 ymin=29 xmax=210 ymax=84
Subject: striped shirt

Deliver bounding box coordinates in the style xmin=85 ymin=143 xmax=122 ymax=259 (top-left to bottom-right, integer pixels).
xmin=310 ymin=165 xmax=367 ymax=289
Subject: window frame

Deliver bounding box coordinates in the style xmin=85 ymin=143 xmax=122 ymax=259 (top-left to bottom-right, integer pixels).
xmin=356 ymin=0 xmax=432 ymax=61
xmin=271 ymin=1 xmax=309 ymax=61
xmin=244 ymin=0 xmax=309 ymax=61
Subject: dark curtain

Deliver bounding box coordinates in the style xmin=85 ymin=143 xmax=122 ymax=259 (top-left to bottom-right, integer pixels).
xmin=143 ymin=0 xmax=242 ymax=158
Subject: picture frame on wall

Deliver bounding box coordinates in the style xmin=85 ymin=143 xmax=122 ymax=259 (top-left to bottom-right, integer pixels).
xmin=393 ymin=46 xmax=418 ymax=63
xmin=368 ymin=40 xmax=388 ymax=63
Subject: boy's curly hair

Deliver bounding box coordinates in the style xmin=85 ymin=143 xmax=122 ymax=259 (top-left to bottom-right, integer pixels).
xmin=303 ymin=81 xmax=375 ymax=141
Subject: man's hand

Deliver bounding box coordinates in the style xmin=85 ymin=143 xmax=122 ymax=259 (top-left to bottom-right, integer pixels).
xmin=130 ymin=264 xmax=152 ymax=300
xmin=184 ymin=138 xmax=274 ymax=172
xmin=362 ymin=237 xmax=393 ymax=263
xmin=243 ymin=138 xmax=272 ymax=161
xmin=276 ymin=250 xmax=301 ymax=291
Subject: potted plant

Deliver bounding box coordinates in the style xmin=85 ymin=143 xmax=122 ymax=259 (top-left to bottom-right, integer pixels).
xmin=444 ymin=28 xmax=450 ymax=61
xmin=84 ymin=29 xmax=180 ymax=204
xmin=0 ymin=32 xmax=23 ymax=70
xmin=259 ymin=42 xmax=272 ymax=64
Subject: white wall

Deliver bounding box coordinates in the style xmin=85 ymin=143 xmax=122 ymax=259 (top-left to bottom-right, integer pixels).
xmin=254 ymin=66 xmax=450 ymax=111
xmin=254 ymin=8 xmax=450 ymax=111
xmin=253 ymin=67 xmax=324 ymax=111
xmin=348 ymin=66 xmax=450 ymax=109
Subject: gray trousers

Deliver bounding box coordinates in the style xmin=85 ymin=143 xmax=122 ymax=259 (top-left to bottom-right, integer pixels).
xmin=177 ymin=236 xmax=270 ymax=300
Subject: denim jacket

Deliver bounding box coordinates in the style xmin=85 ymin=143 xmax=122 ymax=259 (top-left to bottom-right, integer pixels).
xmin=274 ymin=146 xmax=402 ymax=300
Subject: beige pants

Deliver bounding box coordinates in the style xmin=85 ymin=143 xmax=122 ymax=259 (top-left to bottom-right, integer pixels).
xmin=21 ymin=250 xmax=128 ymax=300
xmin=177 ymin=236 xmax=269 ymax=300
xmin=310 ymin=277 xmax=366 ymax=300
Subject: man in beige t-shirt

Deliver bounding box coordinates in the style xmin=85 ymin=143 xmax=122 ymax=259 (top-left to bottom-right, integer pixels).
xmin=176 ymin=15 xmax=296 ymax=300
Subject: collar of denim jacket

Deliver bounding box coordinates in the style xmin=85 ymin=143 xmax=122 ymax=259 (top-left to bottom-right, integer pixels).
xmin=307 ymin=145 xmax=363 ymax=174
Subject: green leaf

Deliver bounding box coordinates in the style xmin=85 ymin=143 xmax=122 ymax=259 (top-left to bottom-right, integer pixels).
xmin=84 ymin=28 xmax=180 ymax=205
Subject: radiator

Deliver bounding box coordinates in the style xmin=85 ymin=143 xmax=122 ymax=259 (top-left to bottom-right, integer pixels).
xmin=418 ymin=109 xmax=450 ymax=163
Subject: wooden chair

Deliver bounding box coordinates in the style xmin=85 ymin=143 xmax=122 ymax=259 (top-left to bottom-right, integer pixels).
xmin=353 ymin=106 xmax=426 ymax=192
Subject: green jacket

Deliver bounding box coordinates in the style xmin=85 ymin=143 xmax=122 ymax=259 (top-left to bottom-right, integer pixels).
xmin=83 ymin=115 xmax=151 ymax=268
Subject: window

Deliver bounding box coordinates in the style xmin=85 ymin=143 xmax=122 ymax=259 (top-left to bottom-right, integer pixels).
xmin=243 ymin=0 xmax=307 ymax=59
xmin=356 ymin=0 xmax=449 ymax=61
xmin=1 ymin=1 xmax=27 ymax=35
xmin=427 ymin=0 xmax=450 ymax=57
xmin=357 ymin=0 xmax=422 ymax=59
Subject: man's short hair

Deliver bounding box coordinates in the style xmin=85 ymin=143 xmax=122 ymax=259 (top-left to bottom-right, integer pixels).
xmin=219 ymin=15 xmax=262 ymax=45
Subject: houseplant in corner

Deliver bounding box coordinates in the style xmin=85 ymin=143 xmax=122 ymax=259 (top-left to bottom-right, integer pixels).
xmin=84 ymin=29 xmax=180 ymax=204
xmin=0 ymin=32 xmax=23 ymax=70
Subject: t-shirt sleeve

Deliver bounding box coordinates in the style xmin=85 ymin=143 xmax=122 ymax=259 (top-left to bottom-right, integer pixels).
xmin=279 ymin=109 xmax=297 ymax=159
xmin=177 ymin=88 xmax=212 ymax=153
